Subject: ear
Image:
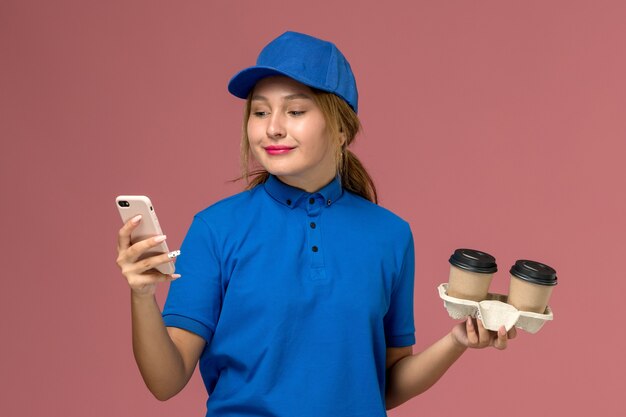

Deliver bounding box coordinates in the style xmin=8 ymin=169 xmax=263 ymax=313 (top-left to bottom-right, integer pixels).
xmin=338 ymin=128 xmax=347 ymax=148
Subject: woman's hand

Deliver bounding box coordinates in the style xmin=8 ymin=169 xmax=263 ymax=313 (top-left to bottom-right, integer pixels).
xmin=116 ymin=215 xmax=180 ymax=297
xmin=451 ymin=317 xmax=517 ymax=350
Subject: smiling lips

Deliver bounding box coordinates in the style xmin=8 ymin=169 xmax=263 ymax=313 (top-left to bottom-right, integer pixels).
xmin=265 ymin=145 xmax=295 ymax=155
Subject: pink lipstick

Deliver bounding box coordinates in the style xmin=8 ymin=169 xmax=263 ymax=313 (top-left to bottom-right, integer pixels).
xmin=265 ymin=146 xmax=294 ymax=155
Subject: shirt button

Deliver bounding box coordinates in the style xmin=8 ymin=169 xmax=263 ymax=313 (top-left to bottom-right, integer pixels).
xmin=312 ymin=246 xmax=318 ymax=252
xmin=310 ymin=222 xmax=316 ymax=229
xmin=327 ymin=199 xmax=331 ymax=206
xmin=309 ymin=197 xmax=315 ymax=204
xmin=286 ymin=199 xmax=292 ymax=206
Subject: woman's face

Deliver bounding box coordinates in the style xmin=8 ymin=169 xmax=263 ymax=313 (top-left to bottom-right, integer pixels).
xmin=247 ymin=76 xmax=337 ymax=192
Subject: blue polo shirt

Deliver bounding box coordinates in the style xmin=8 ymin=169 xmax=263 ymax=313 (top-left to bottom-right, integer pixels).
xmin=162 ymin=175 xmax=415 ymax=417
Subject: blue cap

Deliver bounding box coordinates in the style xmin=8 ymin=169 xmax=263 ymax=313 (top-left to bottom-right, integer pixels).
xmin=228 ymin=31 xmax=359 ymax=113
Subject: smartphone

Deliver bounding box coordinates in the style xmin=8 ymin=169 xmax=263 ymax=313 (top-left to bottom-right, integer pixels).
xmin=116 ymin=195 xmax=175 ymax=275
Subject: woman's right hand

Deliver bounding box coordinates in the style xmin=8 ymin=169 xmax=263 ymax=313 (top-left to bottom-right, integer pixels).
xmin=116 ymin=215 xmax=180 ymax=297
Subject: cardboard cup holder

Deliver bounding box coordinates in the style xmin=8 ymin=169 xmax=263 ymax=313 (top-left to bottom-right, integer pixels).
xmin=438 ymin=283 xmax=553 ymax=334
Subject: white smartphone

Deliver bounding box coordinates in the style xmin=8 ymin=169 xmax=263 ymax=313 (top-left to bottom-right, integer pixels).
xmin=116 ymin=195 xmax=175 ymax=275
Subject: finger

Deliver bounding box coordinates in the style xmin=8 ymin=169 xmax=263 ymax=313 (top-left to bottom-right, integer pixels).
xmin=466 ymin=318 xmax=479 ymax=346
xmin=151 ymin=272 xmax=181 ymax=282
xmin=127 ymin=248 xmax=180 ymax=274
xmin=125 ymin=234 xmax=168 ymax=263
xmin=475 ymin=318 xmax=491 ymax=347
xmin=507 ymin=326 xmax=518 ymax=340
xmin=128 ymin=271 xmax=181 ymax=288
xmin=117 ymin=214 xmax=142 ymax=251
xmin=494 ymin=326 xmax=508 ymax=350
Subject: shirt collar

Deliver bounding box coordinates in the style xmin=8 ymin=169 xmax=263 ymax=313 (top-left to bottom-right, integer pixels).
xmin=264 ymin=174 xmax=343 ymax=209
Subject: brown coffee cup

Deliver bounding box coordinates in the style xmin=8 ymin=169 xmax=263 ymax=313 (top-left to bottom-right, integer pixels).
xmin=507 ymin=260 xmax=557 ymax=314
xmin=447 ymin=249 xmax=498 ymax=301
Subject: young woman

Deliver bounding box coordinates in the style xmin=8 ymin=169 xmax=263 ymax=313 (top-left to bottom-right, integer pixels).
xmin=116 ymin=31 xmax=516 ymax=417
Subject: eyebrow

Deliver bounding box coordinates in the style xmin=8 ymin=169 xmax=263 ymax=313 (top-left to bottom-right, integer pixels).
xmin=251 ymin=93 xmax=313 ymax=102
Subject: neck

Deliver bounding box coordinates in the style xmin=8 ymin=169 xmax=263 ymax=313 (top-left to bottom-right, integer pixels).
xmin=277 ymin=172 xmax=336 ymax=193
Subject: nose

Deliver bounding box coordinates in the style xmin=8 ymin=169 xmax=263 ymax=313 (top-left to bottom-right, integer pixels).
xmin=266 ymin=113 xmax=286 ymax=139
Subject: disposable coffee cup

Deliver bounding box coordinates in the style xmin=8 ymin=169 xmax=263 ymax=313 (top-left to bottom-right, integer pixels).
xmin=507 ymin=260 xmax=557 ymax=314
xmin=447 ymin=249 xmax=498 ymax=301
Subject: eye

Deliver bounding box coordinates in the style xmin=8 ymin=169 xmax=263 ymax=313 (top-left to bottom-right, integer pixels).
xmin=252 ymin=111 xmax=269 ymax=118
xmin=288 ymin=111 xmax=306 ymax=116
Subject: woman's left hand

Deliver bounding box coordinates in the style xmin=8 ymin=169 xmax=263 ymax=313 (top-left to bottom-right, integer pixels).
xmin=451 ymin=317 xmax=517 ymax=350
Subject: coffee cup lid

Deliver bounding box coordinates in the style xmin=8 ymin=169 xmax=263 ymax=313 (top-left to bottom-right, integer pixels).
xmin=449 ymin=249 xmax=498 ymax=274
xmin=510 ymin=260 xmax=557 ymax=286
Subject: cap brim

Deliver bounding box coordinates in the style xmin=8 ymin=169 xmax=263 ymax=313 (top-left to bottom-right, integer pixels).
xmin=228 ymin=66 xmax=300 ymax=99
xmin=227 ymin=64 xmax=358 ymax=113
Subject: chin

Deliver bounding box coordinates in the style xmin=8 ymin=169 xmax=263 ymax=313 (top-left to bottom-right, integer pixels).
xmin=259 ymin=161 xmax=301 ymax=177
xmin=264 ymin=168 xmax=299 ymax=178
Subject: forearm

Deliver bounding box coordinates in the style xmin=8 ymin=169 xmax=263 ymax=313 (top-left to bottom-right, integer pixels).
xmin=131 ymin=293 xmax=188 ymax=400
xmin=385 ymin=332 xmax=467 ymax=409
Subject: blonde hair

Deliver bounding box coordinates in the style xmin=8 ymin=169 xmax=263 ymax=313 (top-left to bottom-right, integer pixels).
xmin=238 ymin=89 xmax=378 ymax=204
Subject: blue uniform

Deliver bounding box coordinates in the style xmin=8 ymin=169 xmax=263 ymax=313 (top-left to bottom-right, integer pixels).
xmin=163 ymin=175 xmax=416 ymax=416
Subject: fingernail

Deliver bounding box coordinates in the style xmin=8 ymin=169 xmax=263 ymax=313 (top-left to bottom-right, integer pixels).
xmin=154 ymin=235 xmax=167 ymax=242
xmin=171 ymin=274 xmax=182 ymax=279
xmin=131 ymin=215 xmax=142 ymax=224
xmin=499 ymin=327 xmax=506 ymax=336
xmin=167 ymin=250 xmax=181 ymax=259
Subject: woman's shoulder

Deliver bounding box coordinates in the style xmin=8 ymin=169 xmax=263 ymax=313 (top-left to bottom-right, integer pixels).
xmin=342 ymin=191 xmax=411 ymax=235
xmin=194 ymin=185 xmax=263 ymax=223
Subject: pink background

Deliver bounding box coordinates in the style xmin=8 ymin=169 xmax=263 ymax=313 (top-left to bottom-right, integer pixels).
xmin=1 ymin=0 xmax=624 ymax=415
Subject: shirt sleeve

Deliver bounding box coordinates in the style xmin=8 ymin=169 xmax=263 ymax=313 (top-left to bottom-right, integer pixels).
xmin=383 ymin=225 xmax=416 ymax=347
xmin=162 ymin=214 xmax=223 ymax=345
